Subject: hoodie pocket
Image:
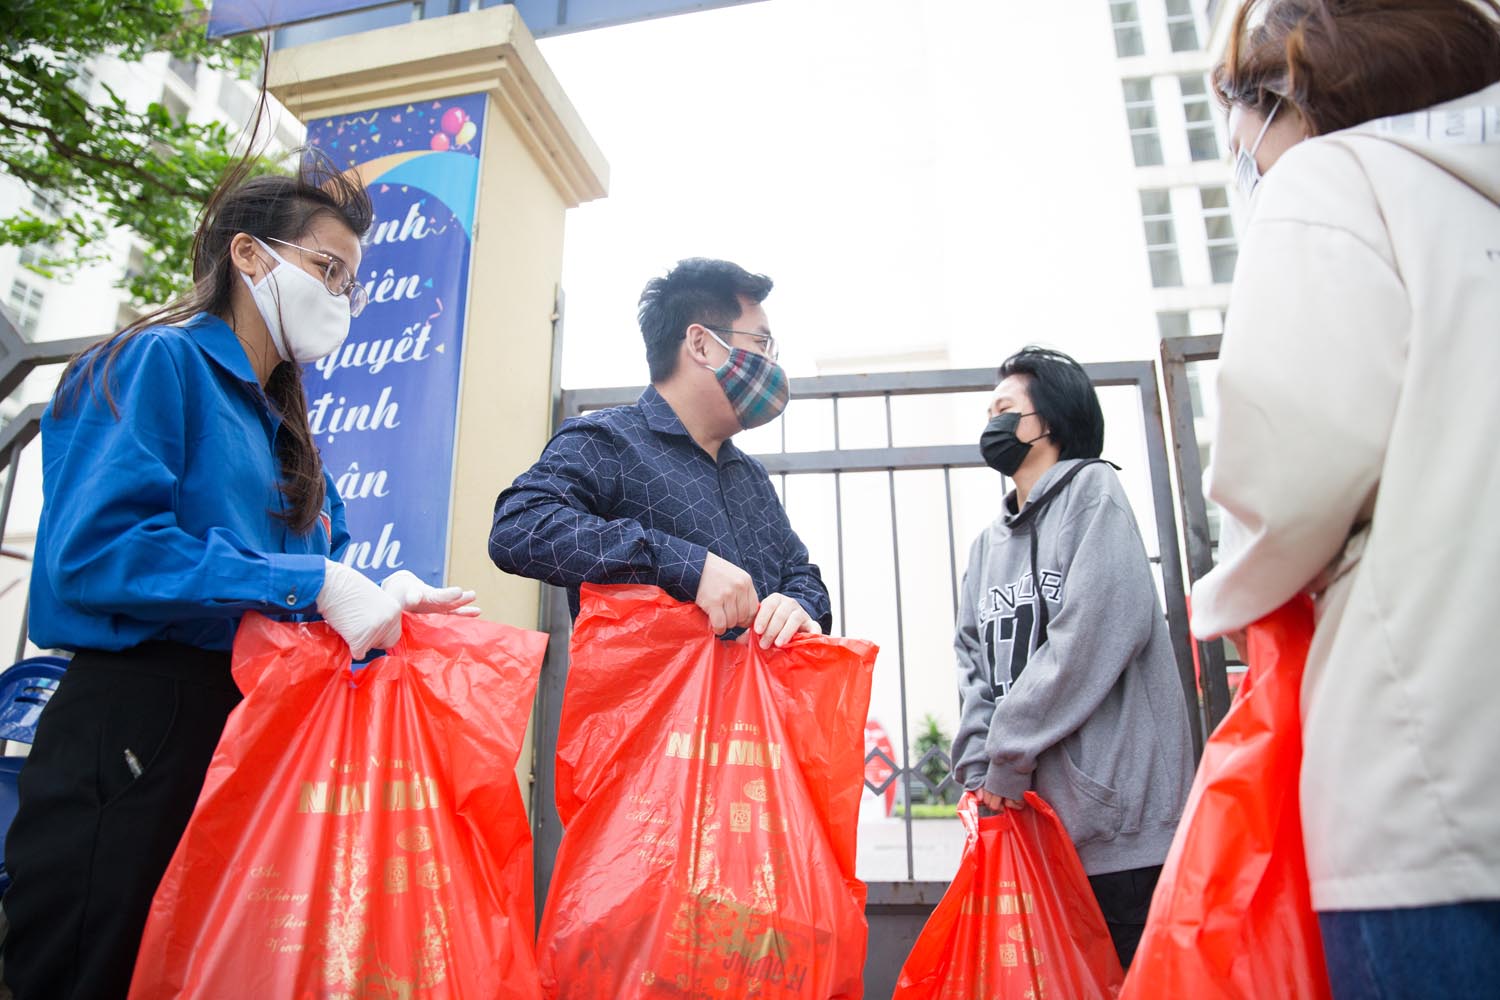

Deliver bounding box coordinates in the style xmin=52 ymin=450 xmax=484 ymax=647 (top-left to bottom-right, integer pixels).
xmin=1046 ymin=745 xmax=1123 ymax=848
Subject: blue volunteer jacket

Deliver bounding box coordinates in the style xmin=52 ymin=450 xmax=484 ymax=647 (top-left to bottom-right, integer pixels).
xmin=28 ymin=313 xmax=347 ymax=653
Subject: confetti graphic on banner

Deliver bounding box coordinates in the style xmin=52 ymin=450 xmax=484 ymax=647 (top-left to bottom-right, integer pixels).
xmin=310 ymin=99 xmax=485 ymax=158
xmin=303 ymin=92 xmax=487 ymax=586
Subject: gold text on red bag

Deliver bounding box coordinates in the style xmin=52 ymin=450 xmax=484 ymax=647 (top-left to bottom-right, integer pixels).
xmin=664 ymin=720 xmax=784 ymax=770
xmin=295 ymin=774 xmax=442 ymax=814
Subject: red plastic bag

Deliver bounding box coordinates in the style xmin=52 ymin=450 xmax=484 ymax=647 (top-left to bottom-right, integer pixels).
xmin=128 ymin=611 xmax=548 ymax=1000
xmin=536 ymin=584 xmax=877 ymax=1000
xmin=1121 ymin=597 xmax=1331 ymax=999
xmin=893 ymin=792 xmax=1125 ymax=1000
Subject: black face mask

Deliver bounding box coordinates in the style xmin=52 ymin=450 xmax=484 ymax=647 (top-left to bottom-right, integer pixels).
xmin=980 ymin=411 xmax=1045 ymax=477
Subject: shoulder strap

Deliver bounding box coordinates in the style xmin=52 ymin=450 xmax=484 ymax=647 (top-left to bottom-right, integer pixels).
xmin=1016 ymin=458 xmax=1119 ymax=648
xmin=1010 ymin=458 xmax=1115 ymax=531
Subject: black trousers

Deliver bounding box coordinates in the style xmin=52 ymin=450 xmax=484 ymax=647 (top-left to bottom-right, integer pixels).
xmin=2 ymin=642 xmax=240 ymax=1000
xmin=1088 ymin=864 xmax=1163 ymax=970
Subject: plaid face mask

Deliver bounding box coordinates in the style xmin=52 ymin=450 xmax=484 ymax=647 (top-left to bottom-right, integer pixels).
xmin=706 ymin=331 xmax=790 ymax=429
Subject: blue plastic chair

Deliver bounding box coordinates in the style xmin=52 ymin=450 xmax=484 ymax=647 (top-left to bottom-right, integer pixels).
xmin=0 ymin=656 xmax=69 ymax=896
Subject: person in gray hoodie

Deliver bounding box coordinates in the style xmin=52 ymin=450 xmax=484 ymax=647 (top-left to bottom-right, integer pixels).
xmin=950 ymin=346 xmax=1194 ymax=968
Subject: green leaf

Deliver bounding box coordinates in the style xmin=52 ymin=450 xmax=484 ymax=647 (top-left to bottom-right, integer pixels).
xmin=1 ymin=0 xmax=267 ymax=309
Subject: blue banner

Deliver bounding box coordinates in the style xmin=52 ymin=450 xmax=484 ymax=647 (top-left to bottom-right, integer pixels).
xmin=303 ymin=93 xmax=487 ymax=585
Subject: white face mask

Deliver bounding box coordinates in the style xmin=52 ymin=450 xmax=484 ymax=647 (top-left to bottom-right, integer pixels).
xmin=240 ymin=238 xmax=352 ymax=364
xmin=1234 ymin=98 xmax=1282 ymax=203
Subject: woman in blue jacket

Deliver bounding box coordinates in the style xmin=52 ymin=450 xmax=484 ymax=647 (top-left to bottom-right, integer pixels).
xmin=1 ymin=153 xmax=475 ymax=999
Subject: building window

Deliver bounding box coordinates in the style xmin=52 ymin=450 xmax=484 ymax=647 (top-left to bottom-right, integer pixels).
xmin=1181 ymin=74 xmax=1220 ymax=161
xmin=1140 ymin=189 xmax=1182 ymax=287
xmin=1122 ymin=78 xmax=1163 ymax=166
xmin=1165 ymin=0 xmax=1201 ymax=52
xmin=17 ymin=194 xmax=58 ymax=273
xmin=1201 ymin=187 xmax=1238 ymax=283
xmin=7 ymin=278 xmax=46 ymax=337
xmin=218 ymin=80 xmax=254 ymax=129
xmin=17 ymin=243 xmax=46 ymax=270
xmin=1157 ymin=311 xmax=1191 ymax=339
xmin=167 ymin=56 xmax=199 ymax=89
xmin=1187 ymin=365 xmax=1206 ymax=419
xmin=123 ymin=244 xmax=147 ymax=285
xmin=160 ymin=85 xmax=190 ymax=122
xmin=1109 ymin=0 xmax=1146 ymax=58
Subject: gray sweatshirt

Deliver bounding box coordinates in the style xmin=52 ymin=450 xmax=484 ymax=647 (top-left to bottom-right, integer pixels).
xmin=950 ymin=459 xmax=1194 ymax=875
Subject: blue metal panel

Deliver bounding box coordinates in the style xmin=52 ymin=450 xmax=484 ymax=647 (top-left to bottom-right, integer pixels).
xmin=210 ymin=0 xmax=406 ymax=38
xmin=213 ymin=0 xmax=767 ymax=42
xmin=485 ymin=0 xmax=563 ymax=33
xmin=481 ymin=0 xmax=767 ymax=37
xmin=271 ymin=3 xmax=414 ymax=48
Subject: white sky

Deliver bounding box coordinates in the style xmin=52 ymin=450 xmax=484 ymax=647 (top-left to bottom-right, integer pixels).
xmin=537 ymin=0 xmax=1161 ymax=388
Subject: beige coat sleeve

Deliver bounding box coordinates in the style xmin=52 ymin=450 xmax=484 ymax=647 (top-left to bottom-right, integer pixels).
xmin=1191 ymin=147 xmax=1409 ymax=639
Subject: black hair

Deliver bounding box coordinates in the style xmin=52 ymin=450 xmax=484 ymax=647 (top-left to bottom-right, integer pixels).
xmin=637 ymin=257 xmax=773 ymax=382
xmin=997 ymin=346 xmax=1105 ymax=460
xmin=58 ymin=146 xmax=373 ymax=533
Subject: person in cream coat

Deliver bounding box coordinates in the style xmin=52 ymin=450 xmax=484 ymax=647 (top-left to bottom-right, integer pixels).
xmin=1190 ymin=1 xmax=1500 ymax=994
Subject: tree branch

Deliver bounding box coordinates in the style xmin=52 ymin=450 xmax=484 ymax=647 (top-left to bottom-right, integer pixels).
xmin=0 ymin=111 xmax=198 ymax=199
xmin=0 ymin=53 xmax=94 ymax=124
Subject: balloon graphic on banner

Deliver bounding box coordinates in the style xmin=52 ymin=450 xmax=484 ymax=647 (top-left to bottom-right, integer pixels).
xmin=455 ymin=120 xmax=477 ymax=147
xmin=441 ymin=107 xmax=468 ymax=137
xmin=430 ymin=132 xmax=450 ymax=152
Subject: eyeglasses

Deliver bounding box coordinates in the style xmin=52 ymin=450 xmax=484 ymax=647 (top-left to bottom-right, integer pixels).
xmin=705 ymin=325 xmax=778 ymax=362
xmin=264 ymin=237 xmax=369 ymax=317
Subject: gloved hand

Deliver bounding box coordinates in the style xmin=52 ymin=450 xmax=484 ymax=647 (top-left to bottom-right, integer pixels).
xmin=380 ymin=569 xmax=482 ymax=617
xmin=316 ymin=559 xmax=404 ymax=659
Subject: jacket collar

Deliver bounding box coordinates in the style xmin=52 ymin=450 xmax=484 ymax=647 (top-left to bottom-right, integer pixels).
xmin=182 ymin=312 xmax=283 ymax=434
xmin=183 ymin=312 xmax=261 ymax=386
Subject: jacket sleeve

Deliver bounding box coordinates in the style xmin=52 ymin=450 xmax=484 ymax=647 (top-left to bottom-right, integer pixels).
xmin=770 ymin=508 xmax=833 ymax=633
xmin=1190 ymin=147 xmax=1406 ymax=639
xmin=42 ymin=336 xmax=327 ymax=620
xmin=950 ymin=539 xmax=995 ymax=789
xmin=488 ymin=421 xmax=708 ymax=601
xmin=981 ymin=496 xmax=1157 ymax=800
xmin=324 ymin=470 xmax=351 ymax=563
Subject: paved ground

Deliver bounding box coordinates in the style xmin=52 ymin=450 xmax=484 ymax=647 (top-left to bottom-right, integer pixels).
xmin=856 ymin=800 xmax=965 ymax=883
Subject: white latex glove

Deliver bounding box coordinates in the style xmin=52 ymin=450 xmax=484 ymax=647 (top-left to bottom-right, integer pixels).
xmin=316 ymin=559 xmax=403 ymax=659
xmin=380 ymin=569 xmax=482 ymax=617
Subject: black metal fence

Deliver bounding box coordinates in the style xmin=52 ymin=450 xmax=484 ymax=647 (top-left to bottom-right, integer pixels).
xmin=0 ymin=309 xmax=102 ymax=661
xmin=1160 ymin=334 xmax=1243 ymax=730
xmin=0 ymin=311 xmax=1238 ymax=997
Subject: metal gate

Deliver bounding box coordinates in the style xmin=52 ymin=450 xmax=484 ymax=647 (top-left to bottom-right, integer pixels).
xmin=0 ymin=302 xmax=1235 ymax=996
xmin=529 ymin=359 xmax=1203 ymax=997
xmin=0 ymin=310 xmax=102 ymax=661
xmin=1159 ymin=333 xmax=1243 ymax=729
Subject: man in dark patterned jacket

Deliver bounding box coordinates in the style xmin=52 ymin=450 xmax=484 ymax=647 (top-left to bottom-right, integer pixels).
xmin=489 ymin=258 xmax=830 ymax=646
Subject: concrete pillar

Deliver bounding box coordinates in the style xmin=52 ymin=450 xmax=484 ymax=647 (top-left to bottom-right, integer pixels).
xmin=269 ymin=5 xmax=607 ymax=802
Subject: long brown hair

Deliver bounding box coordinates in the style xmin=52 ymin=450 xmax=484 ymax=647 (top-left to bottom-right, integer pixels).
xmin=58 ymin=113 xmax=372 ymax=534
xmin=1215 ymin=0 xmax=1500 ymax=133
